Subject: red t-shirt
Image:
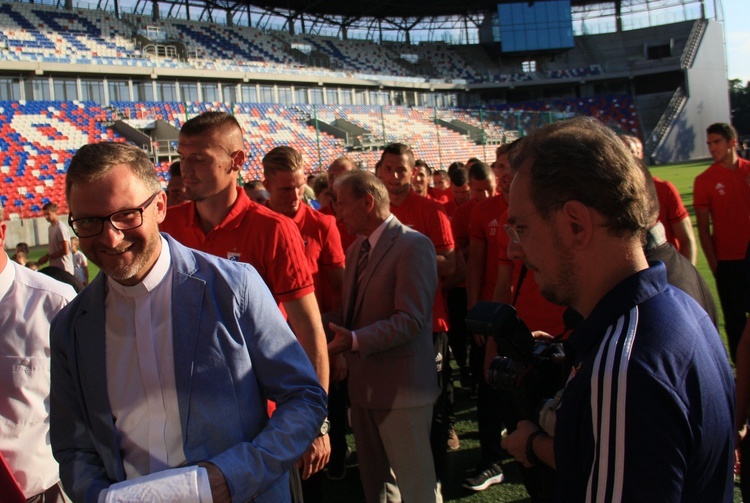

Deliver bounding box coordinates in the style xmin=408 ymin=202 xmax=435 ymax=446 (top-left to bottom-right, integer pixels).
xmin=320 ymin=204 xmax=357 ymax=252
xmin=496 ymin=209 xmax=566 ymax=335
xmin=428 ymin=186 xmax=453 ymax=206
xmin=391 ymin=189 xmax=455 ymax=332
xmin=290 ymin=203 xmax=346 ymax=312
xmin=469 ymin=195 xmax=508 ymax=302
xmin=451 ymin=199 xmax=478 ymax=252
xmin=161 ymin=187 xmax=314 ymax=304
xmin=653 ymin=177 xmax=689 ymax=251
xmin=693 ymin=158 xmax=750 ymax=261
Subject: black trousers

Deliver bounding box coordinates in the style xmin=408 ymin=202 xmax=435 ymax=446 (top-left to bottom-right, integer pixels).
xmin=715 ymin=259 xmax=749 ymax=362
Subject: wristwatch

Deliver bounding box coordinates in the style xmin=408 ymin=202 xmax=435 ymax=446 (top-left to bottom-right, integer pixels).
xmin=318 ymin=418 xmax=330 ymax=437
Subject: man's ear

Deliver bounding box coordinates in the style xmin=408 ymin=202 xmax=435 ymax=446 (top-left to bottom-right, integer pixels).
xmin=231 ymin=150 xmax=246 ymax=172
xmin=363 ymin=193 xmax=376 ymax=213
xmin=559 ymin=200 xmax=593 ymax=248
xmin=154 ymin=190 xmax=168 ymax=224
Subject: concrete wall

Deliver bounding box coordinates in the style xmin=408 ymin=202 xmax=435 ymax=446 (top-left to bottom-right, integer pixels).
xmin=2 ymin=216 xmax=67 ymax=253
xmin=655 ymin=20 xmax=730 ymax=163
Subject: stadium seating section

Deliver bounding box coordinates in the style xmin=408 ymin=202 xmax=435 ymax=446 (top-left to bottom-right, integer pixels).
xmin=0 ymin=2 xmax=613 ymax=83
xmin=0 ymin=2 xmax=647 ymax=218
xmin=0 ymin=96 xmax=640 ymax=218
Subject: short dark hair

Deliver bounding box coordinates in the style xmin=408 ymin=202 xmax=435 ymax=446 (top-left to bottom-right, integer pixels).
xmin=15 ymin=242 xmax=29 ymax=254
xmin=449 ymin=167 xmax=468 ymax=187
xmin=66 ymin=143 xmax=161 ymax=202
xmin=311 ymin=173 xmax=329 ymax=198
xmin=447 ymin=161 xmax=465 ymax=177
xmin=510 ymin=116 xmax=650 ymax=238
xmin=706 ymin=123 xmax=737 ymax=142
xmin=168 ymin=161 xmax=181 ymax=177
xmin=415 ymin=159 xmax=432 ymax=175
xmin=180 ymin=111 xmax=242 ymax=137
xmin=245 ymin=180 xmax=265 ymax=190
xmin=381 ymin=143 xmax=415 ymax=168
xmin=468 ymin=161 xmax=492 ymax=182
xmin=42 ymin=202 xmax=58 ymax=212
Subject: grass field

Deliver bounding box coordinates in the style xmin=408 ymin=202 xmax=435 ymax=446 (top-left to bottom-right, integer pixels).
xmin=26 ymin=159 xmax=741 ymax=501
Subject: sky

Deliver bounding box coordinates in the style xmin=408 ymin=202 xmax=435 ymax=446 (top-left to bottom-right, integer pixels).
xmin=722 ymin=0 xmax=750 ymax=84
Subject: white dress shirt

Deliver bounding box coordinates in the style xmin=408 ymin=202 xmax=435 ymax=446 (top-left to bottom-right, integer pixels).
xmin=0 ymin=255 xmax=75 ymax=497
xmin=104 ymin=237 xmax=185 ymax=479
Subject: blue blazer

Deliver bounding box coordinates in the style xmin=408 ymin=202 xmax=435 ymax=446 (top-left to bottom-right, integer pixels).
xmin=50 ymin=234 xmax=327 ymax=503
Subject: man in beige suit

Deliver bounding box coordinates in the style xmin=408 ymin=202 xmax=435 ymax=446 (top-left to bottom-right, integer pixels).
xmin=327 ymin=170 xmax=441 ymax=502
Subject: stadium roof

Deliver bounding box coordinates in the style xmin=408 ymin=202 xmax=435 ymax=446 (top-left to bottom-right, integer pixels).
xmin=245 ymin=0 xmax=595 ymax=19
xmin=109 ymin=0 xmax=707 ymax=43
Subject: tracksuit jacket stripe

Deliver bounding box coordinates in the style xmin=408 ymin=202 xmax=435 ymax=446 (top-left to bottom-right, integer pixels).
xmin=586 ymin=307 xmax=638 ymax=503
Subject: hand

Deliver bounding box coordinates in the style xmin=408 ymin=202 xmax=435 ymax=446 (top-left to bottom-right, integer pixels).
xmin=501 ymin=420 xmax=540 ymax=468
xmin=197 ymin=462 xmax=231 ymax=503
xmin=297 ymin=435 xmax=331 ymax=480
xmin=532 ymin=330 xmax=553 ymax=341
xmin=328 ymin=323 xmax=353 ymax=354
xmin=38 ymin=254 xmax=49 ymax=265
xmin=329 ymin=352 xmax=348 ymax=383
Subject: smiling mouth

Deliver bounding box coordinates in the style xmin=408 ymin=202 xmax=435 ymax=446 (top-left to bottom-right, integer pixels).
xmin=103 ymin=244 xmax=133 ymax=255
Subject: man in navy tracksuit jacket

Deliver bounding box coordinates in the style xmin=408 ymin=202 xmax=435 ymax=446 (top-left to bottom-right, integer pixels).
xmin=500 ymin=117 xmax=735 ymax=502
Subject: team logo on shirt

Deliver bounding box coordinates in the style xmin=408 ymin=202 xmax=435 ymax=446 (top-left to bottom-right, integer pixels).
xmin=714 ymin=182 xmax=726 ymax=196
xmin=227 ymin=252 xmax=241 ymax=261
xmin=488 ymin=218 xmax=498 ymax=236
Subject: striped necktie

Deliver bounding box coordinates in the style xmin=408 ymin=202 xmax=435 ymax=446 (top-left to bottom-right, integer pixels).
xmin=356 ymin=239 xmax=371 ymax=290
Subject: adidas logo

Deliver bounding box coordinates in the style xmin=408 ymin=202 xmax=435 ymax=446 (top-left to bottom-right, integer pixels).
xmin=489 ymin=218 xmax=498 ymax=227
xmin=715 ymin=182 xmax=725 ymax=191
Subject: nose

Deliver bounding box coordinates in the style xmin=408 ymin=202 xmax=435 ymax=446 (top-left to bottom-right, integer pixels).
xmin=98 ymin=220 xmax=124 ymax=248
xmin=507 ymin=239 xmax=525 ymax=262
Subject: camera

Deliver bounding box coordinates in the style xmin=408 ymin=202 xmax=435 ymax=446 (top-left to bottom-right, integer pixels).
xmin=465 ymin=301 xmax=565 ymax=421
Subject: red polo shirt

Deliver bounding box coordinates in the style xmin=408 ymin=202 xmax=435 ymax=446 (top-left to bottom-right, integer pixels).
xmin=161 ymin=187 xmax=314 ymax=304
xmin=289 ymin=203 xmax=345 ymax=312
xmin=391 ymin=189 xmax=455 ymax=332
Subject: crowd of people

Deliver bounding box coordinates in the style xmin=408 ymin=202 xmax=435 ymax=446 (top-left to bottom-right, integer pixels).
xmin=0 ymin=113 xmax=746 ymax=503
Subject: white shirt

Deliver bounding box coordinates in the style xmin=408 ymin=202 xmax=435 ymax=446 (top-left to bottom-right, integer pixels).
xmin=104 ymin=237 xmax=185 ymax=479
xmin=351 ymin=214 xmax=394 ymax=351
xmin=48 ymin=220 xmax=74 ymax=274
xmin=0 ymin=255 xmax=75 ymax=497
xmin=72 ymin=250 xmax=88 ymax=283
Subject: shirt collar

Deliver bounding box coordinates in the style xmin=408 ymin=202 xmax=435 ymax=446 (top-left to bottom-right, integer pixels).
xmin=187 ymin=186 xmax=251 ymax=233
xmin=567 ymin=262 xmax=667 ymax=360
xmin=107 ymin=236 xmax=172 ymax=298
xmin=366 ymin=214 xmax=394 ymax=250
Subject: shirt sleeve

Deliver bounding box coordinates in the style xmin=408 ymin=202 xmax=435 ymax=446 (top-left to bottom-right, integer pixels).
xmin=663 ymin=180 xmax=688 ymax=223
xmin=693 ymin=173 xmax=710 ymax=210
xmin=264 ymin=217 xmax=315 ymax=303
xmin=319 ymin=216 xmax=345 ymax=269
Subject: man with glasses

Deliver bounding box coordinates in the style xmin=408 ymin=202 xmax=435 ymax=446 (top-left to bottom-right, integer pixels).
xmin=499 ymin=117 xmax=734 ymax=501
xmin=50 ymin=142 xmax=327 ymax=503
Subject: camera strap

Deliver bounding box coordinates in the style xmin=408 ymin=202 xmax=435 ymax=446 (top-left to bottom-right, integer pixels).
xmin=513 ymin=264 xmax=528 ymax=306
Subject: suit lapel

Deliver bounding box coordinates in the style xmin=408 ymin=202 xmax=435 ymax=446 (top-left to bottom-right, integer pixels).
xmin=167 ymin=236 xmax=204 ymax=437
xmin=72 ymin=274 xmax=125 ymax=479
xmin=351 ymin=219 xmax=399 ymax=323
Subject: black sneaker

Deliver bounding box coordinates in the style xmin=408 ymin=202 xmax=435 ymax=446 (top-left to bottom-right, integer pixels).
xmin=462 ymin=463 xmax=504 ymax=491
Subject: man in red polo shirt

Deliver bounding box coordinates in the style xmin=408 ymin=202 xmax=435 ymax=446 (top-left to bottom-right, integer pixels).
xmin=377 ymin=143 xmax=455 ymax=488
xmin=160 ymin=112 xmax=331 ymax=482
xmin=262 ymin=146 xmax=347 ymax=495
xmin=694 ymin=122 xmax=750 ymax=361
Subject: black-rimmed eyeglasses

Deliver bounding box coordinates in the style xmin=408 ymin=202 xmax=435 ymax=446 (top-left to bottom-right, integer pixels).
xmin=68 ymin=193 xmax=160 ymax=238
